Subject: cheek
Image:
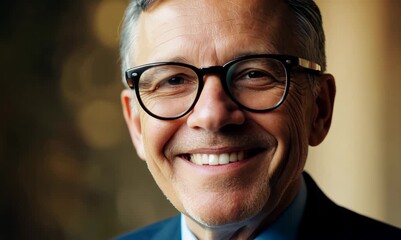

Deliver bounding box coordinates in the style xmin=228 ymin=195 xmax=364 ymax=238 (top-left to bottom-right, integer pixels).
xmin=280 ymin=87 xmax=312 ymax=173
xmin=139 ymin=114 xmax=182 ymax=182
xmin=251 ymin=87 xmax=311 ymax=180
xmin=139 ymin=114 xmax=187 ymax=207
xmin=141 ymin=114 xmax=178 ymax=158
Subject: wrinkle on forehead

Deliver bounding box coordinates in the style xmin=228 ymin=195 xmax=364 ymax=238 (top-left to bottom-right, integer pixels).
xmin=134 ymin=0 xmax=294 ymax=65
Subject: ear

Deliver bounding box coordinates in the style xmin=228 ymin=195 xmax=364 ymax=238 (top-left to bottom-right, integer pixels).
xmin=121 ymin=89 xmax=146 ymax=160
xmin=309 ymin=74 xmax=336 ymax=146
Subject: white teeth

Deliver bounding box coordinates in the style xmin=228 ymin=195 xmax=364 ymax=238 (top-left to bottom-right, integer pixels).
xmin=209 ymin=155 xmax=219 ymax=165
xmin=219 ymin=153 xmax=229 ymax=165
xmin=201 ymin=154 xmax=209 ymax=164
xmin=189 ymin=151 xmax=245 ymax=166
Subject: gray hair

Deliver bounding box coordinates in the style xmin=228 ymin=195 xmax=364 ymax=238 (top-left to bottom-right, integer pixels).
xmin=119 ymin=0 xmax=156 ymax=81
xmin=119 ymin=0 xmax=326 ymax=92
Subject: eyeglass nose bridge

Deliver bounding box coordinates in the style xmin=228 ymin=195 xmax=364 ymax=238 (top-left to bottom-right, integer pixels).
xmin=193 ymin=65 xmax=240 ymax=109
xmin=196 ymin=65 xmax=230 ymax=93
xmin=198 ymin=65 xmax=226 ymax=78
xmin=197 ymin=64 xmax=235 ymax=93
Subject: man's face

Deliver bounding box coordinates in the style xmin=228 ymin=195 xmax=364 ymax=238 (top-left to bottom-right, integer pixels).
xmin=122 ymin=0 xmax=332 ymax=227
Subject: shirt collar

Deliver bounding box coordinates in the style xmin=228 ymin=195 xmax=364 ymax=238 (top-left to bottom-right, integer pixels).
xmin=181 ymin=214 xmax=197 ymax=240
xmin=255 ymin=175 xmax=307 ymax=239
xmin=181 ymin=176 xmax=307 ymax=240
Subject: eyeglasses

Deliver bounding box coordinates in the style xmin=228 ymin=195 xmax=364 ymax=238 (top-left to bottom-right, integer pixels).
xmin=125 ymin=54 xmax=321 ymax=120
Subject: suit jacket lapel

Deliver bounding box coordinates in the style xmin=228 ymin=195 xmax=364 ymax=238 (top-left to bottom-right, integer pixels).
xmin=151 ymin=215 xmax=181 ymax=240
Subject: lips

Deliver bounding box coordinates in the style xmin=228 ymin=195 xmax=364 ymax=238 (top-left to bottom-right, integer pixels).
xmin=170 ymin=130 xmax=274 ymax=167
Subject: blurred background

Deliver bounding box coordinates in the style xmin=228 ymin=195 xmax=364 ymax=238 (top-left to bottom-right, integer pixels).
xmin=0 ymin=0 xmax=400 ymax=239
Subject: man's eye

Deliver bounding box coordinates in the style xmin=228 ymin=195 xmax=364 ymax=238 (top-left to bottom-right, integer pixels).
xmin=158 ymin=76 xmax=189 ymax=89
xmin=236 ymin=70 xmax=276 ymax=83
xmin=243 ymin=71 xmax=266 ymax=79
xmin=231 ymin=69 xmax=283 ymax=91
xmin=153 ymin=74 xmax=197 ymax=94
xmin=167 ymin=77 xmax=185 ymax=85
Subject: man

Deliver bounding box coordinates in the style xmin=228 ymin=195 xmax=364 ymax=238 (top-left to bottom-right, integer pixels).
xmin=117 ymin=0 xmax=401 ymax=239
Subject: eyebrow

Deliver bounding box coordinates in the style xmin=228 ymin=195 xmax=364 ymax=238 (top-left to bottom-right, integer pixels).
xmin=151 ymin=56 xmax=192 ymax=64
xmin=149 ymin=45 xmax=279 ymax=66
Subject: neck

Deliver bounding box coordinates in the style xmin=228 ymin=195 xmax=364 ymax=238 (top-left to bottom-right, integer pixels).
xmin=185 ymin=177 xmax=302 ymax=240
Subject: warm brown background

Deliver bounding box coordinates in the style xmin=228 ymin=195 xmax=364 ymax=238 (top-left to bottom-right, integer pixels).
xmin=1 ymin=0 xmax=400 ymax=239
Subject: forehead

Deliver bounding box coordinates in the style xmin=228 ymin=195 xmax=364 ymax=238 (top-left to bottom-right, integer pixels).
xmin=134 ymin=0 xmax=296 ymax=64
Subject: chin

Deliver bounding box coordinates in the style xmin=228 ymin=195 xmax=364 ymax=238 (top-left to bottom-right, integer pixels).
xmin=182 ymin=191 xmax=269 ymax=227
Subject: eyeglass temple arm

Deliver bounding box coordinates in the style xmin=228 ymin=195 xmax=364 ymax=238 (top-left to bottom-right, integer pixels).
xmin=298 ymin=58 xmax=322 ymax=72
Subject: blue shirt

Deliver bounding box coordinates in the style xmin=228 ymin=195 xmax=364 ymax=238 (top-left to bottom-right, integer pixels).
xmin=181 ymin=176 xmax=307 ymax=240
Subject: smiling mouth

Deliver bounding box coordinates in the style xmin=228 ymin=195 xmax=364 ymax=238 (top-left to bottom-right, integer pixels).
xmin=180 ymin=149 xmax=263 ymax=166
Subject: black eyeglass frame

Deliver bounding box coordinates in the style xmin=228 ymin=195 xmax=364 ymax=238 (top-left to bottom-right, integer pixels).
xmin=125 ymin=54 xmax=322 ymax=120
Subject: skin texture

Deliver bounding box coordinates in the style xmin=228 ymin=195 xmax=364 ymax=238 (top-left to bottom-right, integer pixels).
xmin=121 ymin=0 xmax=336 ymax=239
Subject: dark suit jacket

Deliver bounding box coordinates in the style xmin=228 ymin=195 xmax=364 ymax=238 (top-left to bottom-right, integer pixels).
xmin=115 ymin=173 xmax=401 ymax=240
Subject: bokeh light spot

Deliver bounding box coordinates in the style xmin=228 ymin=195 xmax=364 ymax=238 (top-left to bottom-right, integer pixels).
xmin=60 ymin=47 xmax=121 ymax=106
xmin=76 ymin=99 xmax=123 ymax=149
xmin=93 ymin=0 xmax=127 ymax=48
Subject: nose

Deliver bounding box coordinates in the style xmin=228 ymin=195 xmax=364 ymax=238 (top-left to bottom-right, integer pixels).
xmin=186 ymin=75 xmax=245 ymax=132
